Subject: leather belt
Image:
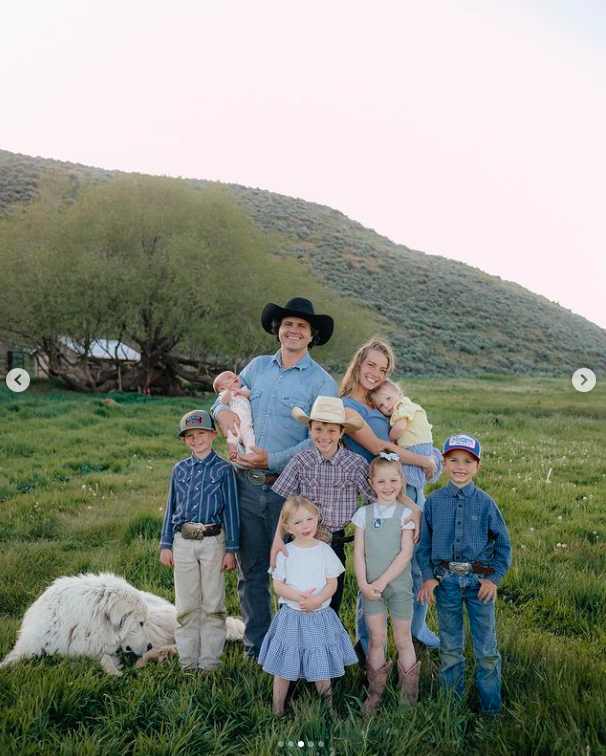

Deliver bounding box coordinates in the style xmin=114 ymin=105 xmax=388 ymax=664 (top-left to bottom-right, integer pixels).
xmin=316 ymin=528 xmax=354 ymax=546
xmin=179 ymin=522 xmax=222 ymax=540
xmin=235 ymin=468 xmax=279 ymax=486
xmin=439 ymin=561 xmax=495 ymax=576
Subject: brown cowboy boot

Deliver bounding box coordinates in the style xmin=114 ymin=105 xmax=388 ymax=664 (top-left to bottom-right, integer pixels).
xmin=397 ymin=660 xmax=420 ymax=705
xmin=363 ymin=659 xmax=393 ymax=714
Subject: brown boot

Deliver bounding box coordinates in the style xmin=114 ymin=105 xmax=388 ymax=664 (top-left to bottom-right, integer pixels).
xmin=363 ymin=659 xmax=393 ymax=714
xmin=397 ymin=660 xmax=420 ymax=705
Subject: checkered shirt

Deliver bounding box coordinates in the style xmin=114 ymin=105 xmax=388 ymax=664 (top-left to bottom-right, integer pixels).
xmin=272 ymin=446 xmax=374 ymax=531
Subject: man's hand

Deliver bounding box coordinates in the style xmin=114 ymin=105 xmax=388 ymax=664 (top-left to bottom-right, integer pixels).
xmin=299 ymin=589 xmax=321 ymax=612
xmin=216 ymin=409 xmax=240 ymax=438
xmin=236 ymin=446 xmax=269 ymax=469
xmin=477 ymin=578 xmax=497 ymax=603
xmin=160 ymin=548 xmax=174 ymax=568
xmin=403 ymin=508 xmax=422 ymax=544
xmin=417 ymin=578 xmax=439 ymax=605
xmin=360 ymin=583 xmax=382 ymax=601
xmin=221 ymin=552 xmax=237 ymax=572
xmin=270 ymin=538 xmax=289 ymax=570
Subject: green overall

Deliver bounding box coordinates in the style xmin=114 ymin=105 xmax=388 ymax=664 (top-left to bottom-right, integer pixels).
xmin=362 ymin=503 xmax=414 ymax=620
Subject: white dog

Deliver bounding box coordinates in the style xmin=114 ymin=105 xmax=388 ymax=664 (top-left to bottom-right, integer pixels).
xmin=0 ymin=572 xmax=245 ymax=675
xmin=0 ymin=573 xmax=151 ymax=675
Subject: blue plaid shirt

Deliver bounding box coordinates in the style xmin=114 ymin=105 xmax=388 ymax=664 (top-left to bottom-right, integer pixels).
xmin=417 ymin=480 xmax=512 ymax=585
xmin=160 ymin=450 xmax=239 ymax=551
xmin=211 ymin=350 xmax=337 ymax=472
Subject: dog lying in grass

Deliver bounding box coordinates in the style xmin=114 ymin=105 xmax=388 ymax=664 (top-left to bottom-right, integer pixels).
xmin=0 ymin=572 xmax=244 ymax=675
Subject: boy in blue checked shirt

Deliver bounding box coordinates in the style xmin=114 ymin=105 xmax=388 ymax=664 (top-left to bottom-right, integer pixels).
xmin=417 ymin=434 xmax=511 ymax=715
xmin=160 ymin=410 xmax=239 ymax=672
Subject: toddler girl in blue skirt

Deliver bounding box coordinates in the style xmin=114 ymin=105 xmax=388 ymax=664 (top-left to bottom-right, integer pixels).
xmin=259 ymin=496 xmax=358 ymax=716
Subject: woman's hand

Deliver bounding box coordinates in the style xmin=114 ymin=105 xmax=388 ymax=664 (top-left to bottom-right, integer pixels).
xmin=422 ymin=456 xmax=437 ymax=479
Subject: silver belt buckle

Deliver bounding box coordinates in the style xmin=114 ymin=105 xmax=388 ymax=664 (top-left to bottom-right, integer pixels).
xmin=449 ymin=561 xmax=472 ymax=576
xmin=247 ymin=469 xmax=267 ymax=486
xmin=181 ymin=523 xmax=207 ymax=540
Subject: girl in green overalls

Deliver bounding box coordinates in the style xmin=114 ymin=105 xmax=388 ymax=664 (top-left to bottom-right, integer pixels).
xmin=352 ymin=453 xmax=419 ymax=712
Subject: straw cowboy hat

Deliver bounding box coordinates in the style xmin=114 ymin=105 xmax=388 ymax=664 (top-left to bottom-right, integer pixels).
xmin=261 ymin=297 xmax=334 ymax=346
xmin=292 ymin=396 xmax=365 ymax=434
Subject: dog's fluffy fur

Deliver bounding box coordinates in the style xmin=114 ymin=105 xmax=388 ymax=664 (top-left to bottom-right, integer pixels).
xmin=0 ymin=572 xmax=245 ymax=675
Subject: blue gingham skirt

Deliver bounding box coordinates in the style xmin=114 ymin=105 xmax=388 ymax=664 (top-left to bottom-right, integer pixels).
xmin=403 ymin=442 xmax=443 ymax=489
xmin=258 ymin=604 xmax=358 ymax=681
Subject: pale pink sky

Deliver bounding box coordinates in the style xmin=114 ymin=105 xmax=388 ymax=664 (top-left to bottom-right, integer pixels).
xmin=2 ymin=0 xmax=605 ymax=328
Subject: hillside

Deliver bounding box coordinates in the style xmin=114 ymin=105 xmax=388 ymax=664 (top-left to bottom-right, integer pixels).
xmin=1 ymin=148 xmax=604 ymax=375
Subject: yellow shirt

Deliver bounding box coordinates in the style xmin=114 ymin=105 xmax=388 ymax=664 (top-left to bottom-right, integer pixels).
xmin=390 ymin=397 xmax=433 ymax=446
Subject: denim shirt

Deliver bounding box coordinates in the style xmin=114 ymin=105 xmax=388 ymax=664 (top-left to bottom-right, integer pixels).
xmin=416 ymin=480 xmax=512 ymax=585
xmin=211 ymin=350 xmax=337 ymax=472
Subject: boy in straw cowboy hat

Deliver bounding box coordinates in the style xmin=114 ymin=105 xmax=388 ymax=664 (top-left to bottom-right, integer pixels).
xmin=271 ymin=396 xmax=377 ymax=615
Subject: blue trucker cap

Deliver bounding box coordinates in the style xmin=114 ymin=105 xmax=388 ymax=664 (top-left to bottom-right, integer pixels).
xmin=442 ymin=434 xmax=481 ymax=460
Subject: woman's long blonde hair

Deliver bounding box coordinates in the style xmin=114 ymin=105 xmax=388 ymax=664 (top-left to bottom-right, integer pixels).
xmin=339 ymin=339 xmax=396 ymax=402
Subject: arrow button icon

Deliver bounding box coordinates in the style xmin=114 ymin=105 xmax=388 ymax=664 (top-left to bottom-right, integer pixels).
xmin=572 ymin=368 xmax=596 ymax=393
xmin=6 ymin=368 xmax=31 ymax=393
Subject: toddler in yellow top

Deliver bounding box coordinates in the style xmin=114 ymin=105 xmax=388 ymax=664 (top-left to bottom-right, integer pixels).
xmin=370 ymin=380 xmax=442 ymax=490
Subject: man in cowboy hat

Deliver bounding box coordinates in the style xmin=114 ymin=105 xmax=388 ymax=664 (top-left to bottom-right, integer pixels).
xmin=212 ymin=297 xmax=337 ymax=660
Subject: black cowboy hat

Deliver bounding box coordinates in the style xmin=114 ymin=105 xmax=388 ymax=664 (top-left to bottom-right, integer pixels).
xmin=261 ymin=297 xmax=334 ymax=346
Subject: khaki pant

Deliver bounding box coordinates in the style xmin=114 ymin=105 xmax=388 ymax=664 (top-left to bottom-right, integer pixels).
xmin=173 ymin=531 xmax=227 ymax=670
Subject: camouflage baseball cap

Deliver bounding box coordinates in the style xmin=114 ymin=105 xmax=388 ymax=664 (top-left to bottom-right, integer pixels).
xmin=178 ymin=409 xmax=215 ymax=437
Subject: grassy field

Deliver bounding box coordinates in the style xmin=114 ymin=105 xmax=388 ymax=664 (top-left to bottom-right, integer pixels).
xmin=0 ymin=376 xmax=605 ymax=756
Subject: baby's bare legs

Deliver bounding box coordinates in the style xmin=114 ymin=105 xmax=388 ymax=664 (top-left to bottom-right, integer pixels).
xmin=392 ymin=618 xmax=416 ymax=672
xmin=273 ymin=676 xmax=290 ymax=716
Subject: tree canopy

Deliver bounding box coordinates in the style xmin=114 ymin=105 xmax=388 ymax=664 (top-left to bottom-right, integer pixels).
xmin=0 ymin=173 xmax=381 ymax=392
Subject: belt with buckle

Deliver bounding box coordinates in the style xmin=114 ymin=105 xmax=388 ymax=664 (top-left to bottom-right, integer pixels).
xmin=235 ymin=468 xmax=279 ymax=486
xmin=179 ymin=522 xmax=223 ymax=540
xmin=439 ymin=561 xmax=495 ymax=576
xmin=316 ymin=527 xmax=354 ymax=545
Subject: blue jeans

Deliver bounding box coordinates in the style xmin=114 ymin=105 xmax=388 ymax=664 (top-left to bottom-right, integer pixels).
xmin=236 ymin=475 xmax=284 ymax=659
xmin=435 ymin=571 xmax=502 ymax=714
xmin=356 ymin=485 xmax=440 ymax=650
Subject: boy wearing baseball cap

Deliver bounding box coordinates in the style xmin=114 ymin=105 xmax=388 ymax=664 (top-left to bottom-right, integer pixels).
xmin=416 ymin=434 xmax=511 ymax=715
xmin=160 ymin=410 xmax=240 ymax=672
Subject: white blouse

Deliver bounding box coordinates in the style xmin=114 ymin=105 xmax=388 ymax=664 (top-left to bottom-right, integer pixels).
xmin=351 ymin=502 xmax=416 ymax=531
xmin=270 ymin=541 xmax=344 ymax=611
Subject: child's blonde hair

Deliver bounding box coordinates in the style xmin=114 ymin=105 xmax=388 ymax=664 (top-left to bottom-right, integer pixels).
xmin=368 ymin=455 xmax=409 ymax=504
xmin=280 ymin=496 xmax=320 ymax=525
xmin=369 ymin=378 xmax=403 ymax=407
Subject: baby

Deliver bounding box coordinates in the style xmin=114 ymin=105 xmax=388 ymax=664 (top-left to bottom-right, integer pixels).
xmin=370 ymin=380 xmax=442 ymax=490
xmin=212 ymin=371 xmax=256 ymax=460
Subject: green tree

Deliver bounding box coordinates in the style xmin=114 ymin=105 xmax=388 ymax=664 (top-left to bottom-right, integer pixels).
xmin=0 ymin=174 xmax=381 ymax=393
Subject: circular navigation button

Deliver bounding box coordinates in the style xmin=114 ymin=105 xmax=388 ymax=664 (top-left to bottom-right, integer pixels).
xmin=5 ymin=368 xmax=31 ymax=392
xmin=572 ymin=368 xmax=596 ymax=393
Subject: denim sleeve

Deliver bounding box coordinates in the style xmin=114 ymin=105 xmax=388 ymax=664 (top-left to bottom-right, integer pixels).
xmin=487 ymin=501 xmax=512 ymax=585
xmin=416 ymin=497 xmax=435 ymax=582
xmin=159 ymin=469 xmax=177 ymax=549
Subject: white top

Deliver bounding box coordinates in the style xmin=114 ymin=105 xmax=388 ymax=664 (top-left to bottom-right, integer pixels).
xmin=270 ymin=541 xmax=345 ymax=611
xmin=351 ymin=502 xmax=416 ymax=531
xmin=217 ymin=390 xmax=253 ymax=420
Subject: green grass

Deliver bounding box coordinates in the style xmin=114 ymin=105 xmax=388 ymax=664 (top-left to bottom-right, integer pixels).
xmin=1 ymin=377 xmax=605 ymax=756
